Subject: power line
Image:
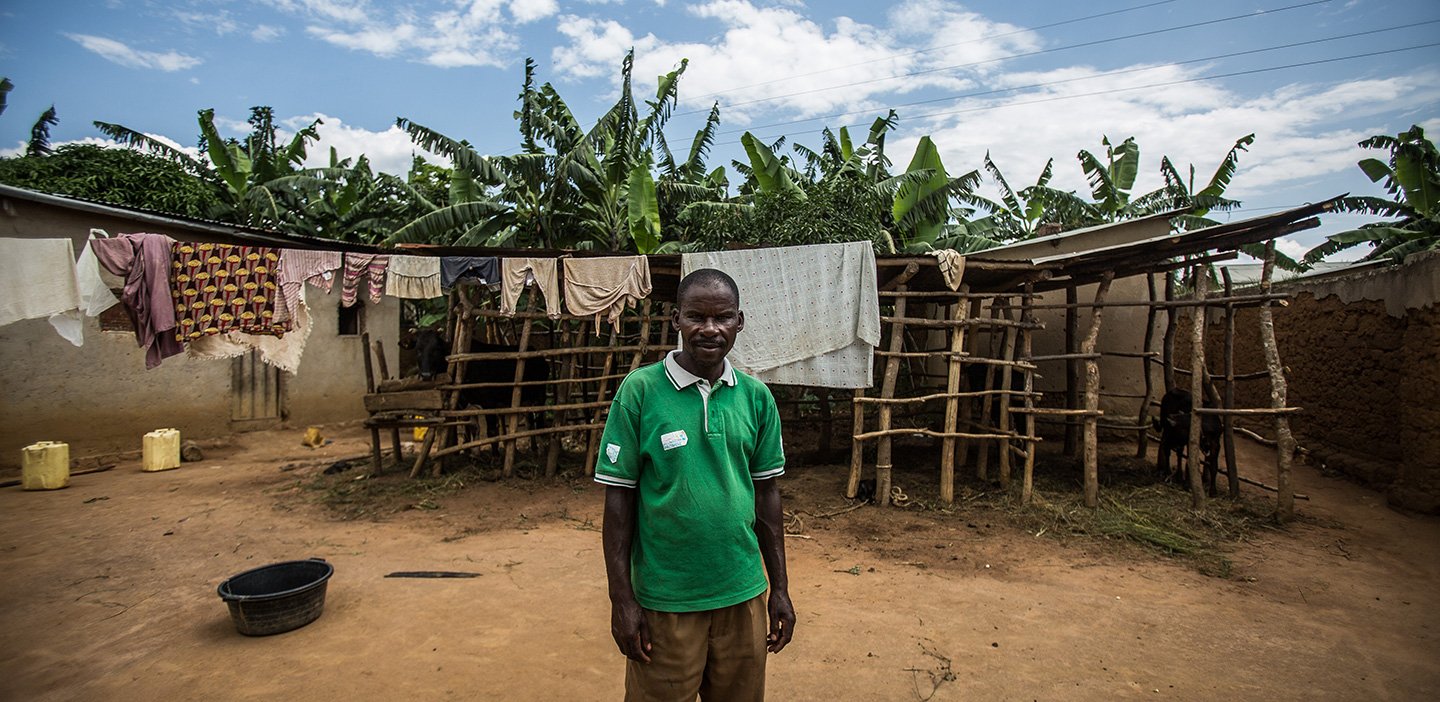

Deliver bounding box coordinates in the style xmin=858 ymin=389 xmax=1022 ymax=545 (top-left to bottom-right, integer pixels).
xmin=690 ymin=0 xmax=1336 ymax=116
xmin=680 ymin=0 xmax=1183 ymax=106
xmin=716 ymin=42 xmax=1440 ymax=147
xmin=714 ymin=19 xmax=1440 ymax=137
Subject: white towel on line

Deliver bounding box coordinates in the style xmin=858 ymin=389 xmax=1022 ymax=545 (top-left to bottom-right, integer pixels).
xmin=681 ymin=241 xmax=880 ymax=389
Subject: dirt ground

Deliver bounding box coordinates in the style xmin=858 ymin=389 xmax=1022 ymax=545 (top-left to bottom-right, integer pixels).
xmin=1 ymin=424 xmax=1437 ymax=701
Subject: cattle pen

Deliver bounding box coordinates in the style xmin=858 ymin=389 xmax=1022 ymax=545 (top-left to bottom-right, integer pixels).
xmin=365 ymin=201 xmax=1338 ymax=523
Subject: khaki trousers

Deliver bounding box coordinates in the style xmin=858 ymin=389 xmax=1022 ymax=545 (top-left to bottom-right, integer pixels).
xmin=624 ymin=595 xmax=767 ymax=702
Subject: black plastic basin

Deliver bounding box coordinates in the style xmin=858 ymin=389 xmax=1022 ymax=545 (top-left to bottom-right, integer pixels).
xmin=218 ymin=558 xmax=334 ymax=636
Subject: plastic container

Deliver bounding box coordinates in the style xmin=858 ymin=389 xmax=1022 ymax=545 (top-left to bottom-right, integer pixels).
xmin=142 ymin=428 xmax=181 ymax=472
xmin=21 ymin=441 xmax=70 ymax=490
xmin=218 ymin=558 xmax=334 ymax=636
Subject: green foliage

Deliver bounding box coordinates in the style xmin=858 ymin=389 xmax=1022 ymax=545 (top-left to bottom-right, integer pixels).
xmin=1305 ymin=125 xmax=1440 ymax=265
xmin=0 ymin=143 xmax=221 ymax=217
xmin=685 ymin=174 xmax=888 ymax=252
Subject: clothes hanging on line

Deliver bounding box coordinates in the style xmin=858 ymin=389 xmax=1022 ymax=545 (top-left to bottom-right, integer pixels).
xmin=340 ymin=253 xmax=389 ymax=307
xmin=500 ymin=257 xmax=563 ymax=319
xmin=275 ymin=249 xmax=342 ymax=325
xmin=681 ymin=241 xmax=880 ymax=389
xmin=77 ymin=231 xmax=121 ymax=319
xmin=562 ymin=256 xmax=652 ymax=328
xmin=170 ymin=242 xmax=289 ymax=341
xmin=440 ymin=256 xmax=499 ymax=292
xmin=928 ymin=249 xmax=967 ymax=291
xmin=93 ymin=233 xmax=185 ymax=369
xmin=0 ymin=237 xmax=87 ymax=346
xmin=386 ymin=255 xmax=443 ymax=299
xmin=187 ymin=283 xmax=313 ymax=373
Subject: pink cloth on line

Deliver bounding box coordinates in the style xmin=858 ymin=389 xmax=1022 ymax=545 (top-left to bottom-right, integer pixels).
xmin=92 ymin=233 xmax=185 ymax=369
xmin=275 ymin=249 xmax=343 ymax=324
xmin=340 ymin=253 xmax=388 ymax=307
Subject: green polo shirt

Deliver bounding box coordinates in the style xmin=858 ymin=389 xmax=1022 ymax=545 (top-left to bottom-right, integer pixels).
xmin=595 ymin=351 xmax=786 ymax=612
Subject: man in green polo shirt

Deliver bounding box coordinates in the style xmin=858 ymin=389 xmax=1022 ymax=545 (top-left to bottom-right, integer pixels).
xmin=598 ymin=268 xmax=794 ymax=701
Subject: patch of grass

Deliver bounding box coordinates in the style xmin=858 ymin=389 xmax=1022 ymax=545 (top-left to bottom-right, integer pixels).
xmin=303 ymin=460 xmax=493 ymax=520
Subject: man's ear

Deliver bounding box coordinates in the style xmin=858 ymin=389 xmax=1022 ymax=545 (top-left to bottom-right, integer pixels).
xmin=736 ymin=310 xmax=745 ymax=333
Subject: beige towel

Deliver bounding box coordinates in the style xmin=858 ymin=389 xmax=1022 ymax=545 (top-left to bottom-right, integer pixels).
xmin=501 ymin=258 xmax=562 ymax=319
xmin=681 ymin=242 xmax=879 ymax=389
xmin=928 ymin=249 xmax=966 ymax=291
xmin=562 ymin=256 xmax=652 ymax=327
xmin=385 ymin=255 xmax=442 ymax=299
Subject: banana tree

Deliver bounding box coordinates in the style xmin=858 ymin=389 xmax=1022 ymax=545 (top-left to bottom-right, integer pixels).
xmin=1304 ymin=125 xmax=1439 ymax=264
xmin=94 ymin=106 xmax=322 ymax=230
xmin=962 ymin=152 xmax=1055 ymax=242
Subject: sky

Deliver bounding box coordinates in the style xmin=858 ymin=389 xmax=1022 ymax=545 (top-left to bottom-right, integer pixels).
xmin=1 ymin=0 xmax=1438 ymax=261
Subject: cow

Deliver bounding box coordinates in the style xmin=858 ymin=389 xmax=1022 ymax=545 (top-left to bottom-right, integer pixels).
xmin=411 ymin=328 xmax=550 ymax=445
xmin=1154 ymin=387 xmax=1222 ymax=494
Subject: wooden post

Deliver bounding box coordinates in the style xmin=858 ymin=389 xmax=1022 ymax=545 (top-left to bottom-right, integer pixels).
xmin=846 ymin=387 xmax=866 ymax=499
xmin=1162 ymin=272 xmax=1177 ymax=392
xmin=939 ymin=287 xmax=968 ymax=504
xmin=1081 ymin=272 xmax=1114 ymax=508
xmin=976 ymin=298 xmax=1004 ymax=481
xmin=1186 ymin=266 xmax=1208 ymax=509
xmin=1258 ymin=242 xmax=1296 ymax=522
xmin=545 ymin=321 xmax=573 ymax=478
xmin=995 ymin=299 xmax=1018 ymax=490
xmin=501 ymin=317 xmax=534 ymax=478
xmin=1064 ymin=285 xmax=1080 ymax=456
xmin=875 ymin=288 xmax=909 ymax=506
xmin=957 ymin=296 xmax=983 ymax=469
xmin=817 ymin=389 xmax=833 ymax=459
xmin=584 ymin=326 xmax=621 ymax=476
xmin=1136 ymin=273 xmax=1159 ymax=458
xmin=1020 ymin=283 xmax=1037 ymax=505
xmin=362 ymin=331 xmax=383 ymax=474
xmin=1221 ymin=268 xmax=1240 ymax=498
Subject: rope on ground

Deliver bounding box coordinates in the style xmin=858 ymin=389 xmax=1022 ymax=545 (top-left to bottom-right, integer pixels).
xmin=891 ymin=485 xmax=913 ymax=508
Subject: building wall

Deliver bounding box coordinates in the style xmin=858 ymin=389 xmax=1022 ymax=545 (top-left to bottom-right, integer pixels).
xmin=1205 ymin=252 xmax=1440 ymax=513
xmin=0 ymin=216 xmax=399 ymax=465
xmin=1028 ymin=274 xmax=1157 ymax=417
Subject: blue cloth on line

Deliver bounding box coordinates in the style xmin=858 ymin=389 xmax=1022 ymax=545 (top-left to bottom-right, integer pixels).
xmin=440 ymin=256 xmax=499 ymax=291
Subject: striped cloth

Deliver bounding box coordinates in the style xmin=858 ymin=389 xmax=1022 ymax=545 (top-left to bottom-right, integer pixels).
xmin=275 ymin=250 xmax=342 ymax=324
xmin=341 ymin=253 xmax=388 ymax=307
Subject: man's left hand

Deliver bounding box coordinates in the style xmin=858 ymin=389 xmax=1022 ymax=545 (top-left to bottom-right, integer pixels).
xmin=766 ymin=589 xmax=795 ymax=653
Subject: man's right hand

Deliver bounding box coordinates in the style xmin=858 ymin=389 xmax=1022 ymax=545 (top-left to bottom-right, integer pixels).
xmin=610 ymin=597 xmax=652 ymax=663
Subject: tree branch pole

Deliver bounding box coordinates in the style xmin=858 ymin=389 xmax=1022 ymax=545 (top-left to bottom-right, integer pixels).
xmin=1186 ymin=265 xmax=1208 ymax=509
xmin=939 ymin=285 xmax=969 ymax=505
xmin=1081 ymin=272 xmax=1114 ymax=508
xmin=1222 ymin=268 xmax=1241 ymax=498
xmin=1137 ymin=273 xmax=1159 ymax=459
xmin=1064 ymin=285 xmax=1080 ymax=456
xmin=1259 ymin=241 xmax=1297 ymax=522
xmin=875 ymin=286 xmax=909 ymax=507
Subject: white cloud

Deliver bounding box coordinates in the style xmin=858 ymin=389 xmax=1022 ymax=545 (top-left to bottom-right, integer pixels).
xmin=172 ymin=9 xmax=239 ymax=36
xmin=551 ymin=0 xmax=1038 ymax=120
xmin=1272 ymin=236 xmax=1309 ymax=261
xmin=64 ymin=33 xmax=202 ymax=71
xmin=903 ymin=68 xmax=1440 ymax=209
xmin=271 ymin=0 xmax=537 ymax=68
xmin=283 ymin=113 xmax=446 ymax=175
xmin=509 ymin=0 xmax=558 ymax=23
xmin=251 ymin=24 xmax=286 ymax=42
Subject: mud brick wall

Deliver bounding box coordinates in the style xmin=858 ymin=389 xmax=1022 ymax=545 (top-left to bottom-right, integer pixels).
xmin=1183 ymin=258 xmax=1439 ymax=514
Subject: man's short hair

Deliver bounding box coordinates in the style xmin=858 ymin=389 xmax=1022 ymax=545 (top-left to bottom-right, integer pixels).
xmin=677 ymin=268 xmax=740 ymax=307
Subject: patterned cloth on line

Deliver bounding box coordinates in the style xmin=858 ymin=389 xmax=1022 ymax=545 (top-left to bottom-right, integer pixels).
xmin=440 ymin=256 xmax=499 ymax=291
xmin=341 ymin=253 xmax=389 ymax=307
xmin=386 ymin=255 xmax=443 ymax=299
xmin=93 ymin=233 xmax=185 ymax=369
xmin=680 ymin=241 xmax=879 ymax=389
xmin=500 ymin=257 xmax=562 ymax=319
xmin=562 ymin=256 xmax=652 ymax=328
xmin=187 ymin=284 xmax=313 ymax=373
xmin=170 ymin=242 xmax=289 ymax=340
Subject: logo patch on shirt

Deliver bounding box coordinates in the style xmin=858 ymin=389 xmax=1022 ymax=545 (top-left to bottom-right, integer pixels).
xmin=606 ymin=443 xmax=621 ymax=464
xmin=660 ymin=430 xmax=689 ymax=451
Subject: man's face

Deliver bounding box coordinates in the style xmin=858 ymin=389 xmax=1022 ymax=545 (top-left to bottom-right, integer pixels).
xmin=674 ymin=282 xmax=744 ymax=366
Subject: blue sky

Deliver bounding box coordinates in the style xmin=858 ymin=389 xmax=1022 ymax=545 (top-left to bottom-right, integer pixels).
xmin=2 ymin=0 xmax=1438 ymax=260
